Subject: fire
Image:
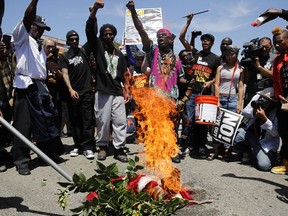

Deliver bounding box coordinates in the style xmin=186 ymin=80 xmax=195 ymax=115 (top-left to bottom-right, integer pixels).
xmin=131 ymin=86 xmax=182 ymax=194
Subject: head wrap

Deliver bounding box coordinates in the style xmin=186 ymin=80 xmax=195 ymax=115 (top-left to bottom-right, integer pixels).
xmin=157 ymin=29 xmax=172 ymax=37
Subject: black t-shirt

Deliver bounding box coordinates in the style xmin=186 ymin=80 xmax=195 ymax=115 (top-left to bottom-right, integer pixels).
xmin=58 ymin=43 xmax=92 ymax=96
xmin=190 ymin=51 xmax=220 ymax=93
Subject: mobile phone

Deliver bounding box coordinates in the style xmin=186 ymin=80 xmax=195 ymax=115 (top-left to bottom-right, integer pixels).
xmin=2 ymin=34 xmax=11 ymax=50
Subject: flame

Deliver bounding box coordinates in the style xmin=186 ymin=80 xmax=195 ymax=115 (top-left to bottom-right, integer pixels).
xmin=131 ymin=86 xmax=182 ymax=194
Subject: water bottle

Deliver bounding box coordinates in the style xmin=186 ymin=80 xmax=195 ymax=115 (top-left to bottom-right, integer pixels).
xmin=251 ymin=16 xmax=268 ymax=27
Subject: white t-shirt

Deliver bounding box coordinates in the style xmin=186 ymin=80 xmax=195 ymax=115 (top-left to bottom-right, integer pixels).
xmin=13 ymin=21 xmax=47 ymax=89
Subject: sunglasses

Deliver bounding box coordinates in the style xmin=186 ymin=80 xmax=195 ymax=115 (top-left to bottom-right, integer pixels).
xmin=136 ymin=58 xmax=144 ymax=61
xmin=68 ymin=37 xmax=79 ymax=42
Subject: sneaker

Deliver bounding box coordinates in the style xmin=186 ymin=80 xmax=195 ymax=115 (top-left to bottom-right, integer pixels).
xmin=0 ymin=164 xmax=7 ymax=172
xmin=97 ymin=147 xmax=107 ymax=161
xmin=199 ymin=148 xmax=207 ymax=159
xmin=84 ymin=150 xmax=94 ymax=159
xmin=70 ymin=148 xmax=79 ymax=157
xmin=16 ymin=163 xmax=31 ymax=175
xmin=114 ymin=148 xmax=128 ymax=163
xmin=172 ymin=154 xmax=181 ymax=163
xmin=271 ymin=159 xmax=288 ymax=175
xmin=241 ymin=152 xmax=250 ymax=164
xmin=181 ymin=147 xmax=190 ymax=155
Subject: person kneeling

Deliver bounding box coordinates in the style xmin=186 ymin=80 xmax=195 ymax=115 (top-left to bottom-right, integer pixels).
xmin=234 ymin=87 xmax=279 ymax=171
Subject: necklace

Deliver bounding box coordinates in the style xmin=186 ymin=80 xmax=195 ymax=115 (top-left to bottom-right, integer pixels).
xmin=157 ymin=50 xmax=176 ymax=78
xmin=107 ymin=49 xmax=115 ymax=72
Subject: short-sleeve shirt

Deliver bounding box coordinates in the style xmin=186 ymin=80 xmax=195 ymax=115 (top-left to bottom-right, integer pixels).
xmin=58 ymin=44 xmax=92 ymax=96
xmin=13 ymin=21 xmax=47 ymax=89
xmin=190 ymin=51 xmax=221 ymax=93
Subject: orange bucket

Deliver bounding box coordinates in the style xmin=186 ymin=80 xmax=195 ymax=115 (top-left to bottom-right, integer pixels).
xmin=195 ymin=95 xmax=218 ymax=125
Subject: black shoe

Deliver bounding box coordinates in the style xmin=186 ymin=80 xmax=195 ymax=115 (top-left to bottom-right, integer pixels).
xmin=172 ymin=154 xmax=181 ymax=163
xmin=114 ymin=148 xmax=128 ymax=163
xmin=199 ymin=148 xmax=207 ymax=159
xmin=16 ymin=164 xmax=31 ymax=175
xmin=97 ymin=146 xmax=107 ymax=161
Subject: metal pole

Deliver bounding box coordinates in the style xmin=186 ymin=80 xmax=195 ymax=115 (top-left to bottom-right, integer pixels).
xmin=0 ymin=116 xmax=72 ymax=182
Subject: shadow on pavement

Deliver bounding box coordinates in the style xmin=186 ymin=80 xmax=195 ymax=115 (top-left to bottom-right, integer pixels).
xmin=222 ymin=173 xmax=288 ymax=204
xmin=0 ymin=196 xmax=64 ymax=215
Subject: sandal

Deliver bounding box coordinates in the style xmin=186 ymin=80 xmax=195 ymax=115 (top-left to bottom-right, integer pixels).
xmin=207 ymin=153 xmax=218 ymax=161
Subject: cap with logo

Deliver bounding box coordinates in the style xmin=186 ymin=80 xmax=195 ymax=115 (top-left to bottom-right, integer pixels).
xmin=66 ymin=30 xmax=79 ymax=40
xmin=33 ymin=15 xmax=51 ymax=31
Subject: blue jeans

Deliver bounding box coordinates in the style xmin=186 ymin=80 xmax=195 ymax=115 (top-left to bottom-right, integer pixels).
xmin=219 ymin=95 xmax=237 ymax=113
xmin=234 ymin=128 xmax=276 ymax=171
xmin=182 ymin=93 xmax=207 ymax=150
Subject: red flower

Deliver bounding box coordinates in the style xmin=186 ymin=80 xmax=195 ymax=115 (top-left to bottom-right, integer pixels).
xmin=86 ymin=192 xmax=98 ymax=202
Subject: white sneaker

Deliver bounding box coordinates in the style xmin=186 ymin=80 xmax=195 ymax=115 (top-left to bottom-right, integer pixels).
xmin=70 ymin=148 xmax=79 ymax=157
xmin=84 ymin=150 xmax=94 ymax=159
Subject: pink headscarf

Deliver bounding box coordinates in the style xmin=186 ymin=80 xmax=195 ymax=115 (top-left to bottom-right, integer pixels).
xmin=157 ymin=29 xmax=172 ymax=37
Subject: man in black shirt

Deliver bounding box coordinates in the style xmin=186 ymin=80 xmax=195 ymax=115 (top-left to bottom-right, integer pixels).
xmin=59 ymin=30 xmax=95 ymax=160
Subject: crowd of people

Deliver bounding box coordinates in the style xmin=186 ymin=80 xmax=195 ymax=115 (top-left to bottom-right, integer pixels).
xmin=0 ymin=0 xmax=288 ymax=177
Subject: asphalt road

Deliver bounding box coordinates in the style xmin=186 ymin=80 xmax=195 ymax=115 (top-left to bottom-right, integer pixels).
xmin=0 ymin=136 xmax=287 ymax=216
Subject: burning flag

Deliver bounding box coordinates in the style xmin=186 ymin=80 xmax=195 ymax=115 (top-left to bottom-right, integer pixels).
xmin=131 ymin=86 xmax=181 ymax=194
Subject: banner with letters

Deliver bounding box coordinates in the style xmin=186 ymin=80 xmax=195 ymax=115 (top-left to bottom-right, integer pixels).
xmin=124 ymin=8 xmax=163 ymax=45
xmin=210 ymin=108 xmax=243 ymax=147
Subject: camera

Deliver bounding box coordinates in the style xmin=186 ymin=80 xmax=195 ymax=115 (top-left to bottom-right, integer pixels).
xmin=240 ymin=38 xmax=263 ymax=67
xmin=52 ymin=47 xmax=59 ymax=59
xmin=192 ymin=31 xmax=202 ymax=37
xmin=251 ymin=97 xmax=270 ymax=110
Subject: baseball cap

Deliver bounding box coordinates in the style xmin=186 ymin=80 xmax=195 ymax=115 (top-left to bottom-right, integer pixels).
xmin=256 ymin=87 xmax=277 ymax=103
xmin=200 ymin=33 xmax=215 ymax=43
xmin=66 ymin=30 xmax=79 ymax=40
xmin=33 ymin=15 xmax=51 ymax=31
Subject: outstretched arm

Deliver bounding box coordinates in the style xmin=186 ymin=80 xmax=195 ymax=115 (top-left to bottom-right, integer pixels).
xmin=23 ymin=0 xmax=38 ymax=32
xmin=0 ymin=0 xmax=4 ymax=26
xmin=179 ymin=13 xmax=193 ymax=51
xmin=260 ymin=8 xmax=288 ymax=23
xmin=126 ymin=1 xmax=151 ymax=50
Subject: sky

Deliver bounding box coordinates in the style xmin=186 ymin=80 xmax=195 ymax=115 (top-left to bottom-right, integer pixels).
xmin=1 ymin=0 xmax=288 ymax=56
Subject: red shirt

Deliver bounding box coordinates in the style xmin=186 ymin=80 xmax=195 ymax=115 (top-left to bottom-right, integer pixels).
xmin=273 ymin=51 xmax=288 ymax=98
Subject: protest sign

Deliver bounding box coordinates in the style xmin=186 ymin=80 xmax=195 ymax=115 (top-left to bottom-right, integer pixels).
xmin=210 ymin=108 xmax=243 ymax=147
xmin=124 ymin=8 xmax=163 ymax=45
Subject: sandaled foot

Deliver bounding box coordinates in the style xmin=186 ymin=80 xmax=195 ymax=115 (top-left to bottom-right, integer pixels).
xmin=207 ymin=153 xmax=218 ymax=161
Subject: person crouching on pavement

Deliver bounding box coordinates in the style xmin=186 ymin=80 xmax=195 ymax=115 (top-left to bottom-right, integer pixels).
xmin=234 ymin=87 xmax=279 ymax=171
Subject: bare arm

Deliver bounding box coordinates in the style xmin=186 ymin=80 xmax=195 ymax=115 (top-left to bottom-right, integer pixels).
xmin=237 ymin=68 xmax=245 ymax=113
xmin=214 ymin=65 xmax=222 ymax=98
xmin=126 ymin=1 xmax=151 ymax=50
xmin=62 ymin=68 xmax=79 ymax=100
xmin=252 ymin=57 xmax=273 ymax=79
xmin=260 ymin=8 xmax=288 ymax=22
xmin=179 ymin=13 xmax=193 ymax=51
xmin=23 ymin=0 xmax=38 ymax=33
xmin=0 ymin=0 xmax=4 ymax=26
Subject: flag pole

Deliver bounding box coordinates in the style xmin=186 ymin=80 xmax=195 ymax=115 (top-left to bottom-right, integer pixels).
xmin=0 ymin=116 xmax=72 ymax=182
